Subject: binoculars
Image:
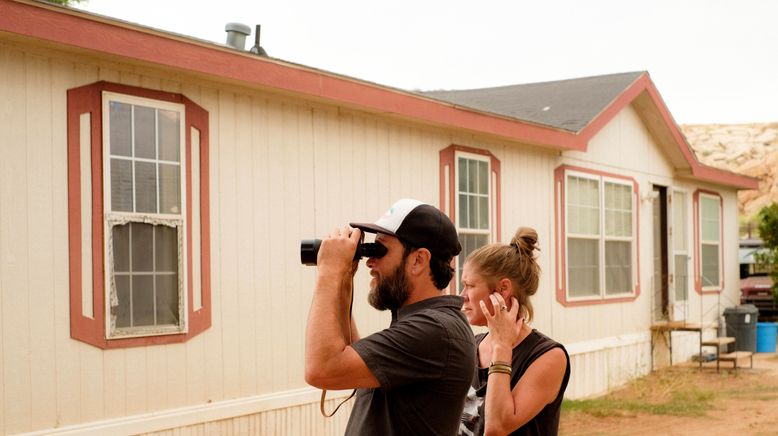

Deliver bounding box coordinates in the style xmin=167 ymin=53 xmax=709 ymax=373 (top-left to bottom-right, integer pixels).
xmin=300 ymin=239 xmax=388 ymax=266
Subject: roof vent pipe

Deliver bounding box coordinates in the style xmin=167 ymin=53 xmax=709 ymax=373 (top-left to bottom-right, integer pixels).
xmin=250 ymin=25 xmax=268 ymax=56
xmin=225 ymin=22 xmax=251 ymax=50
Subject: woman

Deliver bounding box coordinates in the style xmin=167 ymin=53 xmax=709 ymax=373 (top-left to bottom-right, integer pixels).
xmin=459 ymin=227 xmax=570 ymax=436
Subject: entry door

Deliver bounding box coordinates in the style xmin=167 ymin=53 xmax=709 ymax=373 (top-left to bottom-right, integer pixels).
xmin=670 ymin=190 xmax=690 ymax=320
xmin=652 ymin=185 xmax=669 ymax=322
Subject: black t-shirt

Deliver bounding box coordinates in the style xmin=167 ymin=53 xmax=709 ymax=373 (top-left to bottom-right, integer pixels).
xmin=459 ymin=330 xmax=570 ymax=436
xmin=346 ymin=295 xmax=476 ymax=436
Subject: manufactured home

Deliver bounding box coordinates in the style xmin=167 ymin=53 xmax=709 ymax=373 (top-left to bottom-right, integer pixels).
xmin=0 ymin=0 xmax=757 ymax=434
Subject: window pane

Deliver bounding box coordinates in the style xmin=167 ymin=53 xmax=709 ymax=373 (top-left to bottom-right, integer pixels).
xmin=477 ymin=161 xmax=488 ymax=195
xmin=605 ymin=183 xmax=631 ymax=237
xmin=155 ymin=225 xmax=177 ymax=272
xmin=468 ymin=195 xmax=478 ymax=228
xmin=701 ymin=196 xmax=719 ymax=218
xmin=585 ymin=178 xmax=599 ymax=207
xmin=109 ymin=101 xmax=132 ymax=157
xmin=458 ymin=157 xmax=467 ymax=192
xmin=673 ymin=192 xmax=687 ymax=251
xmin=459 ymin=194 xmax=469 ymax=228
xmin=567 ymin=238 xmax=600 ymax=297
xmin=135 ymin=161 xmax=157 ymax=213
xmin=701 ymin=197 xmax=720 ymax=242
xmin=115 ymin=275 xmax=131 ymax=328
xmin=478 ymin=196 xmax=489 ymax=230
xmin=155 ymin=274 xmax=179 ymax=325
xmin=567 ymin=176 xmax=600 ymax=236
xmin=605 ymin=240 xmax=631 ymax=294
xmin=111 ymin=158 xmax=133 ymax=212
xmin=457 ymin=233 xmax=489 ymax=291
xmin=112 ymin=224 xmax=130 ymax=273
xmin=468 ymin=159 xmax=478 ymax=192
xmin=586 ymin=209 xmax=600 ymax=235
xmin=132 ymin=274 xmax=154 ymax=326
xmin=134 ymin=105 xmax=156 ymax=160
xmin=701 ymin=244 xmax=720 ymax=287
xmin=158 ymin=109 xmax=180 ymax=162
xmin=159 ymin=163 xmax=180 ymax=214
xmin=604 ymin=210 xmax=614 ymax=236
xmin=131 ymin=223 xmax=153 ymax=272
xmin=674 ymin=254 xmax=688 ymax=301
xmin=113 ymin=222 xmax=181 ymax=331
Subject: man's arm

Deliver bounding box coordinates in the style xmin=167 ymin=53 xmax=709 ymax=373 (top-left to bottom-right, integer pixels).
xmin=304 ymin=226 xmax=378 ymax=390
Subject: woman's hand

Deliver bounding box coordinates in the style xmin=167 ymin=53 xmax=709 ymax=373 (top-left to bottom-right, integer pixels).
xmin=479 ymin=293 xmax=523 ymax=350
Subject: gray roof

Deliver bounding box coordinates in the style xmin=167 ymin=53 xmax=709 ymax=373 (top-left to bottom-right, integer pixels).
xmin=421 ymin=72 xmax=645 ymax=133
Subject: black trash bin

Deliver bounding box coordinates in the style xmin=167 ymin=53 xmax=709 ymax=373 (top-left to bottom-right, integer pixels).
xmin=723 ymin=304 xmax=759 ymax=352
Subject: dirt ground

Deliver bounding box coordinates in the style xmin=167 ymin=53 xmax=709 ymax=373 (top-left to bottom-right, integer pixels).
xmin=560 ymin=352 xmax=778 ymax=435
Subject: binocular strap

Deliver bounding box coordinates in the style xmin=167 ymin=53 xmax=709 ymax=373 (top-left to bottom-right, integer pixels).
xmin=319 ymin=274 xmax=357 ymax=418
xmin=319 ymin=388 xmax=356 ymax=418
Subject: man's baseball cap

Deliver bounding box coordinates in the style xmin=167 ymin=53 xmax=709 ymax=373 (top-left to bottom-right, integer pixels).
xmin=350 ymin=199 xmax=461 ymax=259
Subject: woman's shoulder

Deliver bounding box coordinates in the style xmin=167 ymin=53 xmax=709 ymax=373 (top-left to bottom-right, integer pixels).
xmin=519 ymin=330 xmax=569 ymax=361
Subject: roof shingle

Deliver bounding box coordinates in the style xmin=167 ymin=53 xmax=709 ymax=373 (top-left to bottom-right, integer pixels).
xmin=421 ymin=71 xmax=645 ymax=132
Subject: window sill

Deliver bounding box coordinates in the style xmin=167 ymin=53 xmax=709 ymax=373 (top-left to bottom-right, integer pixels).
xmin=558 ymin=292 xmax=639 ymax=307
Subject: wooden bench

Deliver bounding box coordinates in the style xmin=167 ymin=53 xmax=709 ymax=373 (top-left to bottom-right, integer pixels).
xmin=718 ymin=351 xmax=754 ymax=371
xmin=700 ymin=337 xmax=735 ymax=372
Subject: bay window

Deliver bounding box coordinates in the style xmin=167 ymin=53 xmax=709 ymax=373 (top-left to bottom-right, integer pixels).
xmin=68 ymin=81 xmax=211 ymax=349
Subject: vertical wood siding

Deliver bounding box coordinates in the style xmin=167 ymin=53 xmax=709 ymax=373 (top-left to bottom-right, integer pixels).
xmin=1 ymin=43 xmax=31 ymax=435
xmin=0 ymin=41 xmax=478 ymax=433
xmin=0 ymin=39 xmax=743 ymax=433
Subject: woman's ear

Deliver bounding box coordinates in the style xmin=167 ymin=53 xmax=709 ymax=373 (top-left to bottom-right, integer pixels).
xmin=498 ymin=278 xmax=513 ymax=304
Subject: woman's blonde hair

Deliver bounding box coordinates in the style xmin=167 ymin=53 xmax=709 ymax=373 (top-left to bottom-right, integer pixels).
xmin=465 ymin=227 xmax=540 ymax=322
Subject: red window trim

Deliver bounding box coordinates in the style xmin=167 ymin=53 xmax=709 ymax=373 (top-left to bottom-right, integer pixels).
xmin=67 ymin=81 xmax=211 ymax=349
xmin=554 ymin=164 xmax=641 ymax=307
xmin=692 ymin=189 xmax=724 ymax=294
xmin=439 ymin=144 xmax=501 ymax=294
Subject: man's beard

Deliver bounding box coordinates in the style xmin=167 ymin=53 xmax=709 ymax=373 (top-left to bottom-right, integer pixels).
xmin=368 ymin=261 xmax=411 ymax=311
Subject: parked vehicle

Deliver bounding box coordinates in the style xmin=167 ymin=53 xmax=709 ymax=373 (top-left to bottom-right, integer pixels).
xmin=740 ymin=239 xmax=776 ymax=319
xmin=741 ymin=275 xmax=776 ymax=319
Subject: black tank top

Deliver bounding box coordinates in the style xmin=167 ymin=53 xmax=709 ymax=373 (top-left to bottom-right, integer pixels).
xmin=459 ymin=330 xmax=570 ymax=436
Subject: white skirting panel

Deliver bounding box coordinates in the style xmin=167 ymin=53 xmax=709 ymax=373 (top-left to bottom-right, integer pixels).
xmin=19 ymin=388 xmax=354 ymax=436
xmin=565 ymin=332 xmax=652 ymax=399
xmin=565 ymin=330 xmax=704 ymax=400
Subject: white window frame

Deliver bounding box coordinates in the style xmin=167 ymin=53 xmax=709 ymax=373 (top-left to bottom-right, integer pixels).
xmin=454 ymin=151 xmax=494 ymax=290
xmin=101 ymin=91 xmax=188 ymax=339
xmin=699 ymin=193 xmax=722 ymax=291
xmin=564 ymin=170 xmax=637 ymax=301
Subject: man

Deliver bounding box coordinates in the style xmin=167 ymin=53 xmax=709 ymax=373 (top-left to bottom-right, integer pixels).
xmin=305 ymin=198 xmax=476 ymax=435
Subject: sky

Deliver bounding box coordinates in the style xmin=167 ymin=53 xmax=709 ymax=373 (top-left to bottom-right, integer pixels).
xmin=77 ymin=0 xmax=778 ymax=125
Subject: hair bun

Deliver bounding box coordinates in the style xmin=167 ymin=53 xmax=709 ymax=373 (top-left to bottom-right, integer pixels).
xmin=511 ymin=227 xmax=539 ymax=257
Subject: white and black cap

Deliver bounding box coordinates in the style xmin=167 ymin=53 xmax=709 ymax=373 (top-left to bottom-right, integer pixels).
xmin=350 ymin=198 xmax=462 ymax=259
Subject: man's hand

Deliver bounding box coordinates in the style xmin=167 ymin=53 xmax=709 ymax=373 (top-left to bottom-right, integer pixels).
xmin=316 ymin=226 xmax=361 ymax=275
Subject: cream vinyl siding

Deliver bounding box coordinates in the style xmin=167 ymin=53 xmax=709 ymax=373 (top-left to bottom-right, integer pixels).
xmin=0 ymin=41 xmax=480 ymax=433
xmin=0 ymin=37 xmax=746 ymax=433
